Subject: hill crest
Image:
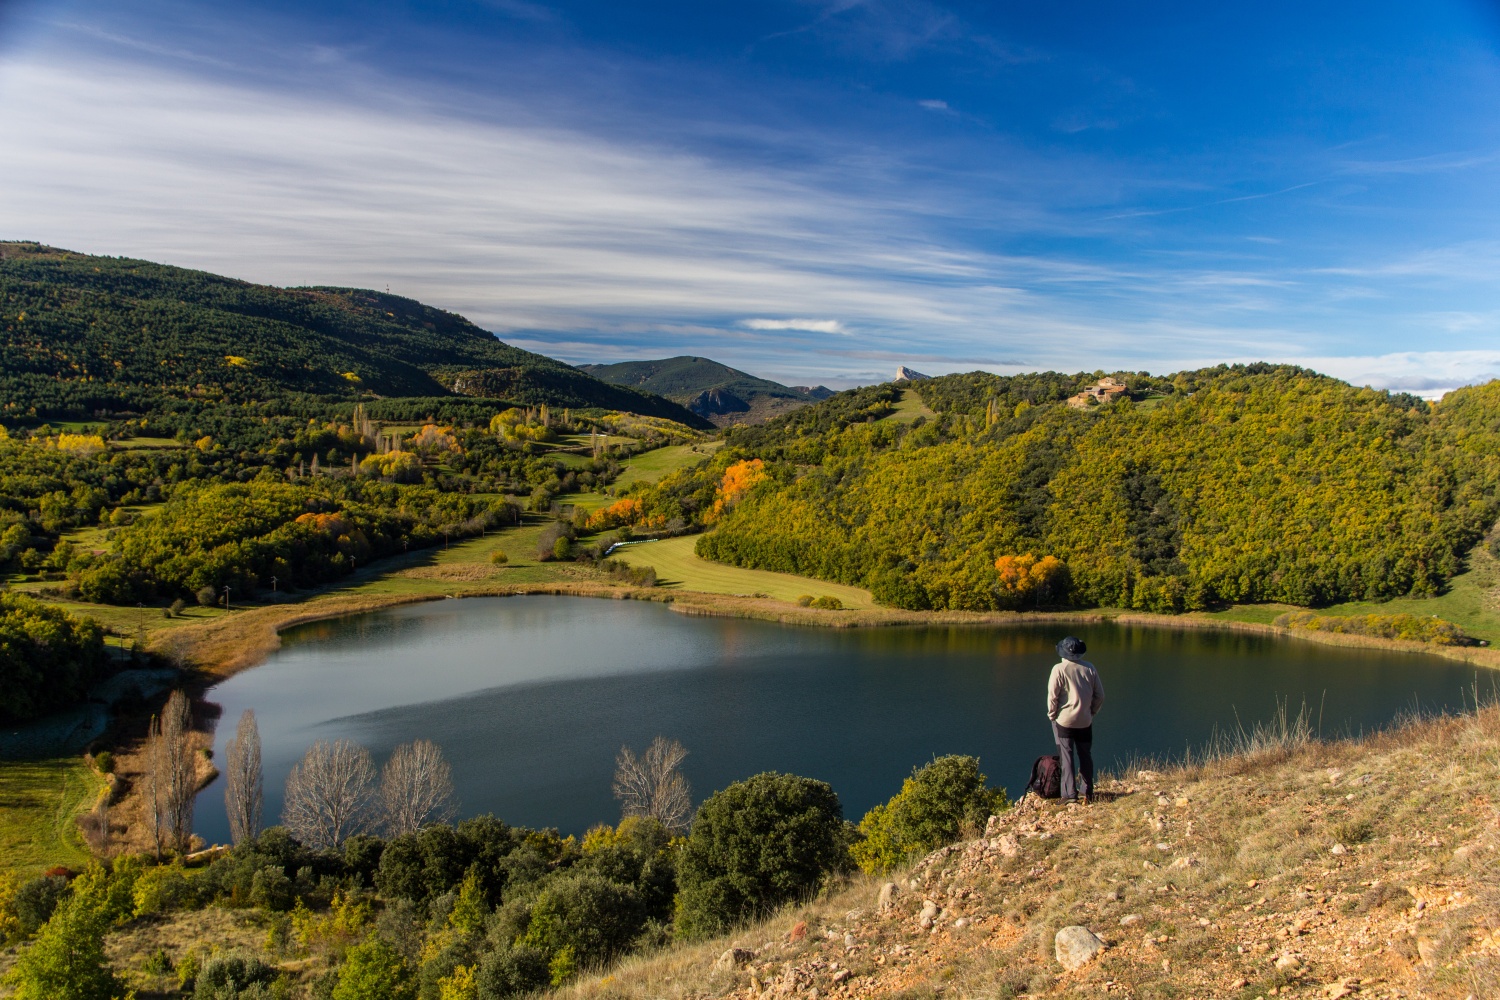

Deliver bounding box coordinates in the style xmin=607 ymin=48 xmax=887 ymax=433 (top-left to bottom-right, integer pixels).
xmin=0 ymin=242 xmax=710 ymax=427
xmin=578 ymin=355 xmax=832 ymax=426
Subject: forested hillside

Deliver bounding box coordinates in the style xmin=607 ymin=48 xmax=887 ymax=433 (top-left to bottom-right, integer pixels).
xmin=617 ymin=365 xmax=1500 ymax=612
xmin=578 ymin=355 xmax=831 ymax=425
xmin=0 ymin=242 xmax=707 ymax=426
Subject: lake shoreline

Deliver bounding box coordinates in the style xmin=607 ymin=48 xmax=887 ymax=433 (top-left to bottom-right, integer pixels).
xmin=149 ymin=580 xmax=1500 ymax=683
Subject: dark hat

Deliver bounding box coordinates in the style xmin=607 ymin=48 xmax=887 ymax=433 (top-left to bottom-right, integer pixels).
xmin=1056 ymin=636 xmax=1087 ymax=660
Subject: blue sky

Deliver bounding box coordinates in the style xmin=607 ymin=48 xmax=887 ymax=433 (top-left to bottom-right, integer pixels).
xmin=2 ymin=1 xmax=1500 ymax=391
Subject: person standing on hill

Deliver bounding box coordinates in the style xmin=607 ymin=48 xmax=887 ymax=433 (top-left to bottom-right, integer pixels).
xmin=1047 ymin=636 xmax=1105 ymax=804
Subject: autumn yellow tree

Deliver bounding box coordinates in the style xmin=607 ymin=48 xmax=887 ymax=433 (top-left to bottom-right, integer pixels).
xmin=709 ymin=459 xmax=766 ymax=522
xmin=993 ymin=553 xmax=1069 ymax=607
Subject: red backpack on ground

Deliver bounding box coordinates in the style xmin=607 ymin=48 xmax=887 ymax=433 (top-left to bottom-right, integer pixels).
xmin=1028 ymin=755 xmax=1062 ymax=799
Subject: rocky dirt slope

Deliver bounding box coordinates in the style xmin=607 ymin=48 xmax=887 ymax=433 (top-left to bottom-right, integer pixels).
xmin=564 ymin=706 xmax=1500 ymax=1000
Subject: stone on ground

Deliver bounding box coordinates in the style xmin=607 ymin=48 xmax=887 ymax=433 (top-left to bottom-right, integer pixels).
xmin=1054 ymin=926 xmax=1106 ymax=971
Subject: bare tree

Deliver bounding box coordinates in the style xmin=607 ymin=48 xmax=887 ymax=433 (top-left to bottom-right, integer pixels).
xmin=380 ymin=740 xmax=457 ymax=837
xmin=613 ymin=736 xmax=692 ymax=833
xmin=146 ymin=712 xmax=167 ymax=859
xmin=224 ymin=709 xmax=263 ymax=845
xmin=146 ymin=690 xmax=197 ymax=857
xmin=282 ymin=739 xmax=376 ymax=849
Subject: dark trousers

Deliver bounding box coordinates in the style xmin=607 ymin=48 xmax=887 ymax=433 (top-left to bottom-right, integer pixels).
xmin=1052 ymin=722 xmax=1094 ymax=801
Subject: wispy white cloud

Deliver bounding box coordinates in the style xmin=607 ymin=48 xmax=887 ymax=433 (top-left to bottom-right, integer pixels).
xmin=1 ymin=31 xmax=1497 ymax=391
xmin=740 ymin=318 xmax=848 ymax=334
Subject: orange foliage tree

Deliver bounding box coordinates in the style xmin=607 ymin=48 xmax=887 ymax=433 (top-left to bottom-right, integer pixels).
xmin=585 ymin=497 xmax=643 ymax=532
xmin=993 ymin=553 xmax=1070 ymax=607
xmin=709 ymin=459 xmax=767 ymax=522
xmin=408 ymin=424 xmax=460 ymax=456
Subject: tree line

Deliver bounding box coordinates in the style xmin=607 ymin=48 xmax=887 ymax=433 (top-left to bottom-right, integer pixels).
xmin=66 ymin=477 xmax=518 ymax=605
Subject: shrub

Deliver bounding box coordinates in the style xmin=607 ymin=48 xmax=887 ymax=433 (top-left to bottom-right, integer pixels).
xmin=809 ymin=595 xmax=843 ymax=610
xmin=1 ymin=890 xmax=123 ymax=1000
xmin=474 ymin=945 xmax=549 ymax=999
xmin=169 ymin=598 xmax=187 ymax=617
xmin=133 ymin=864 xmax=202 ymax=916
xmin=341 ymin=835 xmax=386 ymax=888
xmin=375 ymin=826 xmax=467 ymax=906
xmin=1273 ymin=610 xmax=1479 ymax=646
xmin=534 ymin=521 xmax=574 ymax=561
xmin=192 ymin=953 xmax=279 ymax=999
xmin=332 ymin=936 xmax=414 ymax=1000
xmin=576 ymin=817 xmax=676 ymax=921
xmin=795 ymin=594 xmax=813 ymax=607
xmin=851 ymin=755 xmax=1008 ymax=875
xmin=196 ymin=585 xmax=219 ymax=607
xmin=92 ymin=751 xmax=114 ymax=774
xmin=249 ymin=866 xmax=296 ymax=912
xmin=489 ymin=550 xmax=508 ymax=565
xmin=519 ymin=872 xmax=645 ymax=972
xmin=9 ymin=875 xmax=68 ymax=937
xmin=675 ymin=772 xmax=851 ymax=939
xmin=598 ymin=558 xmax=656 ymax=587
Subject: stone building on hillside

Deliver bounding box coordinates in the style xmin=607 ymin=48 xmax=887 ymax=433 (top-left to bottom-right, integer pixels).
xmin=1065 ymin=375 xmax=1129 ymax=409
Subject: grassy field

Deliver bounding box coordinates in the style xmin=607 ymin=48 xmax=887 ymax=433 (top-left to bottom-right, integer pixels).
xmin=883 ymin=388 xmax=937 ymax=424
xmin=613 ymin=441 xmax=722 ymax=487
xmin=0 ymin=758 xmax=104 ymax=876
xmin=53 ymin=502 xmax=162 ymax=555
xmin=113 ymin=436 xmax=182 ymax=451
xmin=611 ymin=534 xmax=873 ymax=608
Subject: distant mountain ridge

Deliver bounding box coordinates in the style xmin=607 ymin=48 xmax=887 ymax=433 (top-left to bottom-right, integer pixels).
xmin=577 ymin=355 xmax=833 ymax=426
xmin=0 ymin=242 xmax=710 ymax=426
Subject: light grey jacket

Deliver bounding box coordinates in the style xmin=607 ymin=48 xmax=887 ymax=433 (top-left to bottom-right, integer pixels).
xmin=1047 ymin=658 xmax=1104 ymax=729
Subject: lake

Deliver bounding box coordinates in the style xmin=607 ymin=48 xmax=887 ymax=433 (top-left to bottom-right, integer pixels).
xmin=197 ymin=595 xmax=1481 ymax=844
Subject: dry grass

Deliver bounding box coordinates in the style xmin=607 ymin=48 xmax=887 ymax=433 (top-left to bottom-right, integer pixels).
xmin=559 ymin=704 xmax=1500 ymax=1000
xmin=395 ymin=563 xmax=501 ymax=582
xmin=104 ymin=906 xmax=275 ymax=998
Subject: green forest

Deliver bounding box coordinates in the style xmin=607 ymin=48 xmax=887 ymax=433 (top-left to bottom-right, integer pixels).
xmin=617 ymin=364 xmax=1500 ymax=612
xmin=0 ymin=242 xmax=707 ymax=426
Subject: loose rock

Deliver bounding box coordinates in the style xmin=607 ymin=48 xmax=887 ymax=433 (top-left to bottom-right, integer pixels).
xmin=877 ymin=882 xmax=900 ymax=914
xmin=716 ymin=948 xmax=755 ymax=971
xmin=1054 ymin=926 xmax=1107 ymax=971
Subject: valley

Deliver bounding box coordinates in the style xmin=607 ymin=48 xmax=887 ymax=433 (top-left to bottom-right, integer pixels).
xmin=3 ymin=246 xmax=1500 ymax=1000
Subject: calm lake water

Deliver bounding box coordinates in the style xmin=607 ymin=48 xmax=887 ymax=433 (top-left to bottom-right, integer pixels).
xmin=197 ymin=595 xmax=1481 ymax=843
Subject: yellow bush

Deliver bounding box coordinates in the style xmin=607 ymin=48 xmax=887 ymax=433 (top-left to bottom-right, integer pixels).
xmin=438 ymin=965 xmax=478 ymax=1000
xmin=295 ymin=891 xmax=371 ymax=954
xmin=709 ymin=459 xmax=766 ymax=522
xmin=132 ymin=863 xmax=195 ymax=917
xmin=360 ymin=451 xmax=422 ymax=482
xmin=490 ymin=408 xmax=557 ymax=443
xmin=53 ymin=433 xmax=105 ymax=455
